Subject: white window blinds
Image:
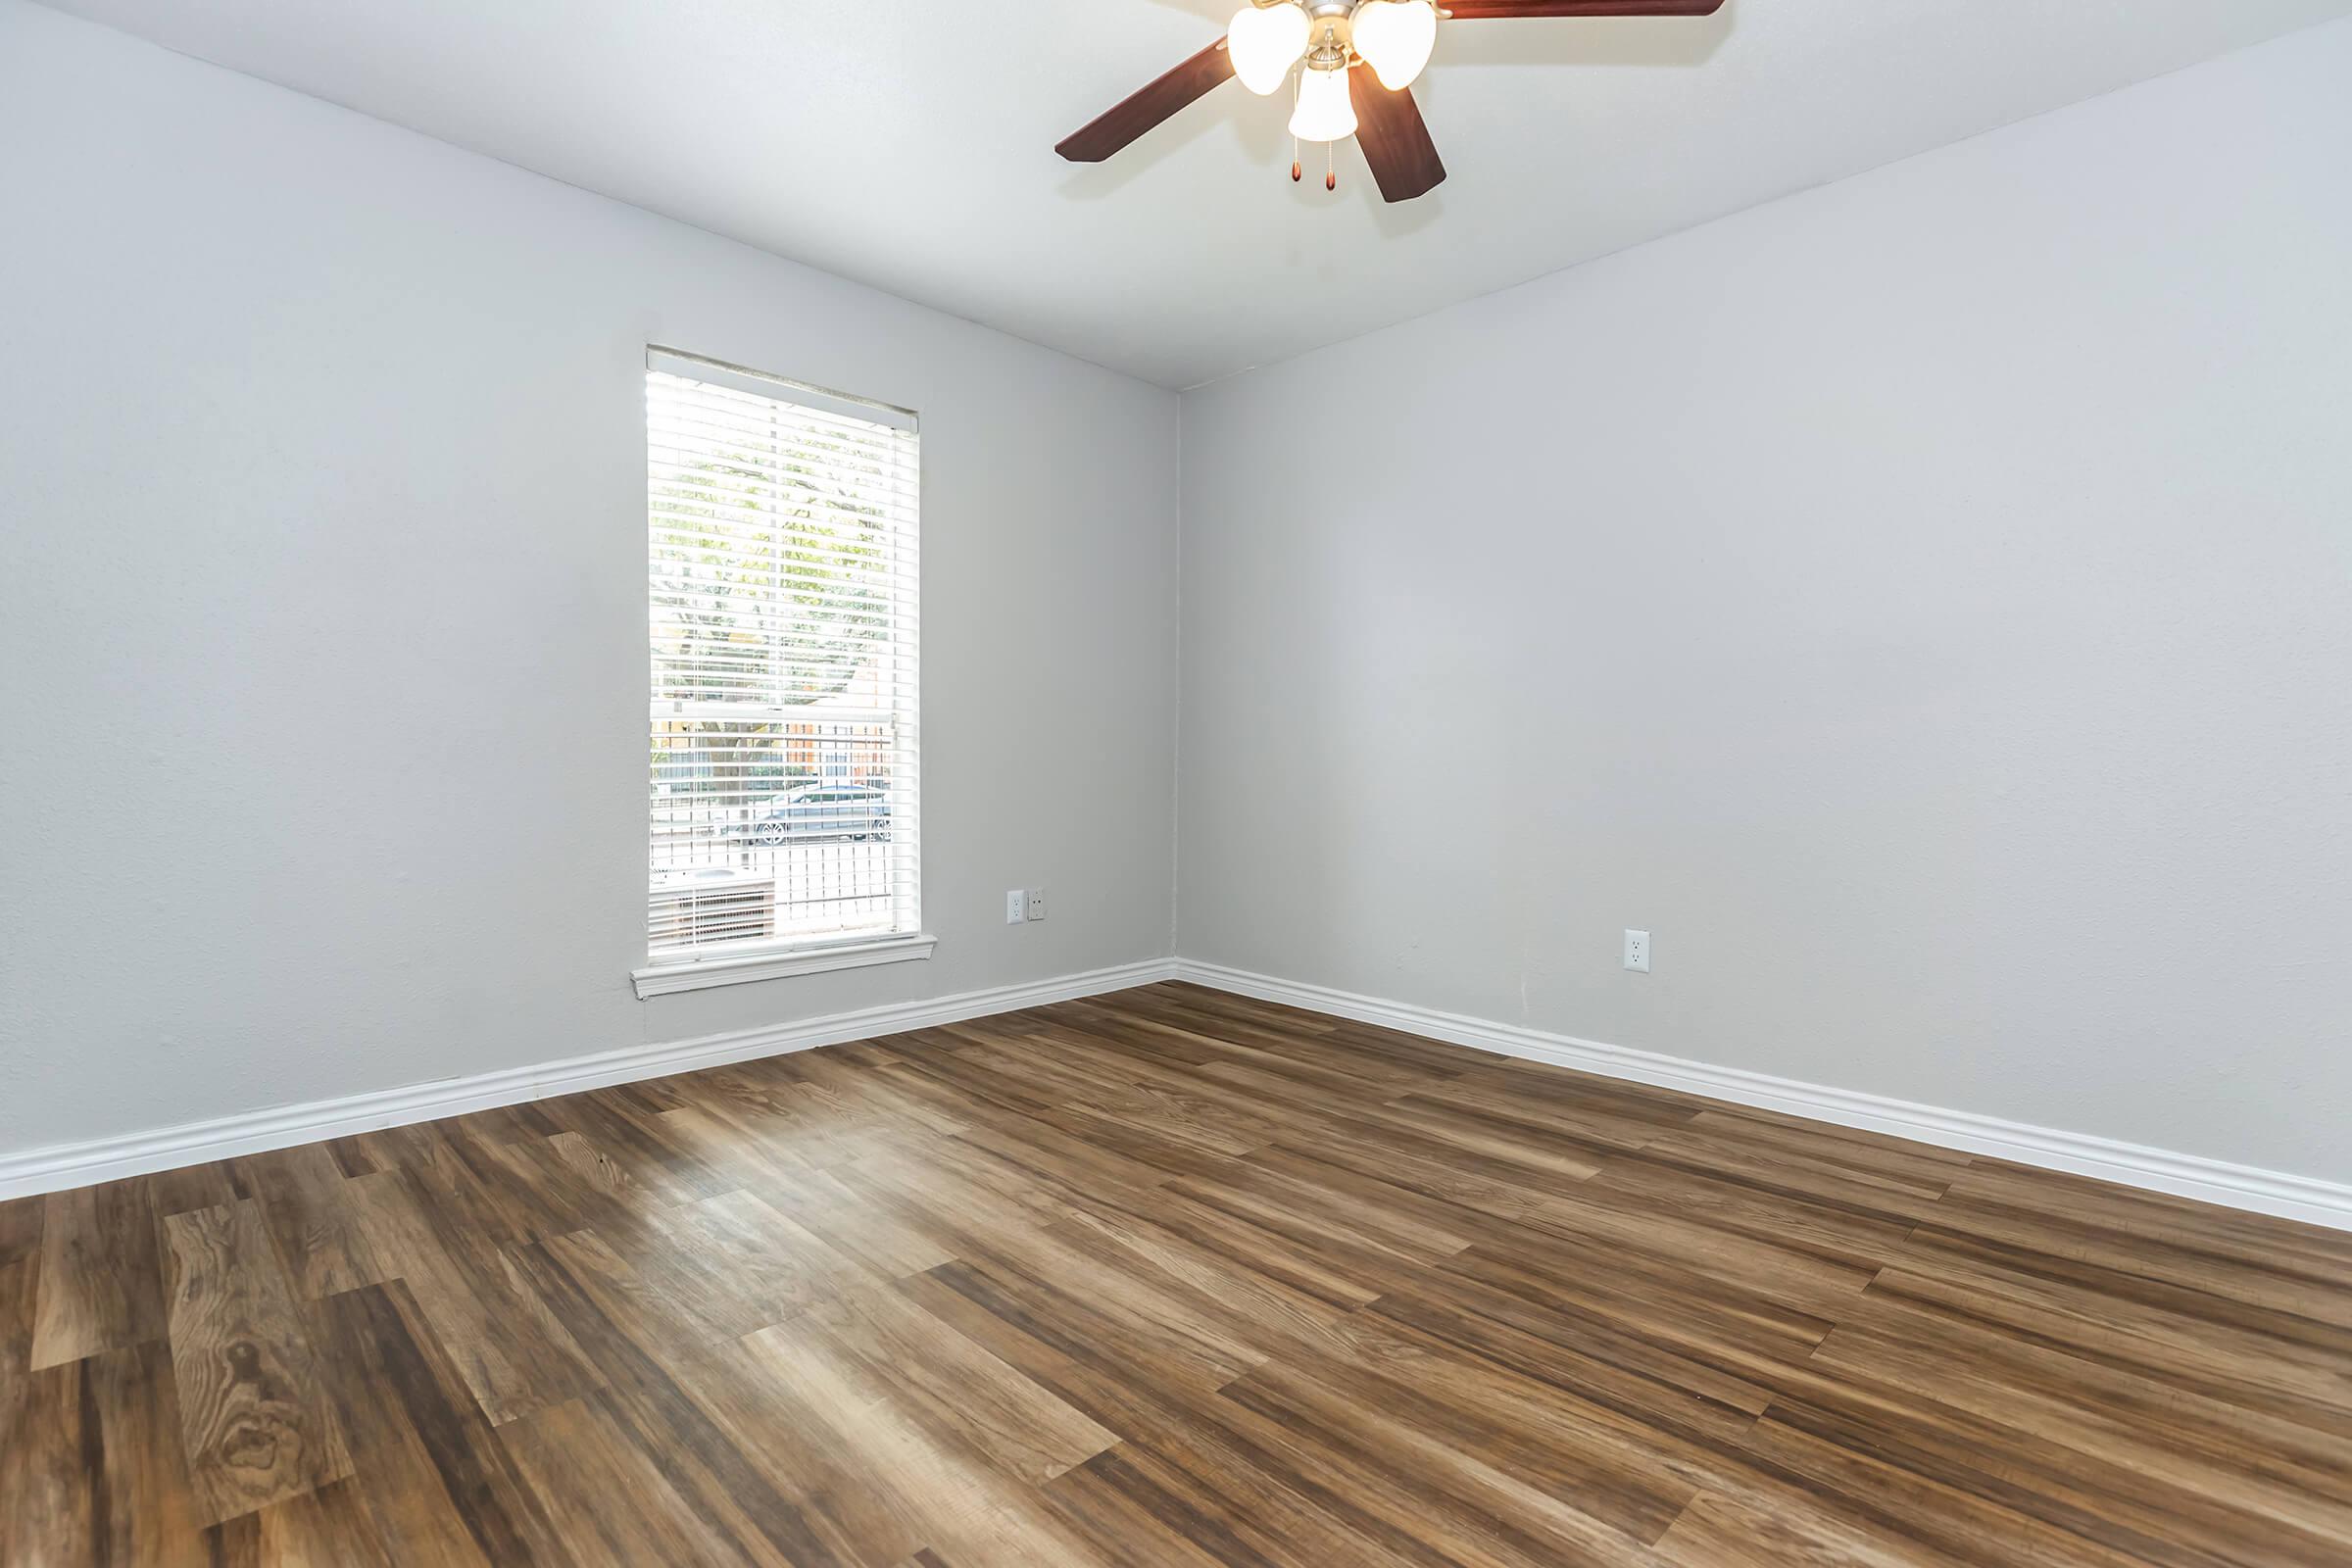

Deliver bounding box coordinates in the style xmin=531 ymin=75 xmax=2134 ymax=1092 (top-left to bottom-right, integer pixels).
xmin=645 ymin=348 xmax=920 ymax=966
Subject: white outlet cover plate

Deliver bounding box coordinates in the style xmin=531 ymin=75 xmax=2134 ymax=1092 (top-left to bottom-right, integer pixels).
xmin=1624 ymin=929 xmax=1651 ymax=973
xmin=1005 ymin=890 xmax=1026 ymax=924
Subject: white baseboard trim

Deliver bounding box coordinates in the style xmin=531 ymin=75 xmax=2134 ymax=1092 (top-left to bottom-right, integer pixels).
xmin=0 ymin=956 xmax=1179 ymax=1201
xmin=1173 ymin=959 xmax=2352 ymax=1234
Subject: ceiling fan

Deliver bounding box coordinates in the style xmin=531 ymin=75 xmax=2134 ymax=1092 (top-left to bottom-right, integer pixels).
xmin=1056 ymin=0 xmax=1724 ymax=202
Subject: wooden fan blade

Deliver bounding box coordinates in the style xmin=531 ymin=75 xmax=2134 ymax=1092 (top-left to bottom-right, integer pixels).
xmin=1348 ymin=72 xmax=1446 ymax=203
xmin=1444 ymin=0 xmax=1723 ymax=17
xmin=1056 ymin=41 xmax=1236 ymax=162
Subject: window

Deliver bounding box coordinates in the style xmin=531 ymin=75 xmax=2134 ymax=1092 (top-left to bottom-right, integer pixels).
xmin=635 ymin=348 xmax=925 ymax=996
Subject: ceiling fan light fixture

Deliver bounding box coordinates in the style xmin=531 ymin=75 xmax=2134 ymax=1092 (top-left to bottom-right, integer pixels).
xmin=1288 ymin=62 xmax=1358 ymax=143
xmin=1351 ymin=0 xmax=1438 ymax=91
xmin=1227 ymin=2 xmax=1311 ymax=96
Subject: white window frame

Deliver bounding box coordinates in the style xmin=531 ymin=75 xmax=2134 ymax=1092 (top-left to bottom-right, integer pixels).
xmin=631 ymin=347 xmax=930 ymax=999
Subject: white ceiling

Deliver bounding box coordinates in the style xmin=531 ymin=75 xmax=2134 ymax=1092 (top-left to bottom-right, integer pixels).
xmin=42 ymin=0 xmax=2350 ymax=388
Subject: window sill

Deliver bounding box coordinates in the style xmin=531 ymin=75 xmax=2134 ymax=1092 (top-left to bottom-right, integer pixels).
xmin=631 ymin=933 xmax=937 ymax=999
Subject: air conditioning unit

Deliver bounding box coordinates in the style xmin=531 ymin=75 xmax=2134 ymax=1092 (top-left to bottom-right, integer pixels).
xmin=649 ymin=868 xmax=775 ymax=950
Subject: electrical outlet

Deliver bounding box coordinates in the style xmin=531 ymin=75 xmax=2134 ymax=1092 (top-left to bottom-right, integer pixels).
xmin=1026 ymin=888 xmax=1047 ymax=922
xmin=1005 ymin=889 xmax=1026 ymax=924
xmin=1623 ymin=929 xmax=1651 ymax=973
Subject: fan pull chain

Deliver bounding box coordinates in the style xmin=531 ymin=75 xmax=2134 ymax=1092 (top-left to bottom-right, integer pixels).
xmin=1292 ymin=74 xmax=1302 ymax=183
xmin=1326 ymin=140 xmax=1336 ymax=192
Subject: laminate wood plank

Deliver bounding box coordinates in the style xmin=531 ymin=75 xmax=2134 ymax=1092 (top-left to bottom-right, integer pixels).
xmin=1426 ymin=1058 xmax=1708 ymax=1136
xmin=31 ymin=1177 xmax=169 ymax=1370
xmin=1214 ymin=1356 xmax=1689 ymax=1567
xmin=1576 ymin=1157 xmax=1922 ymax=1274
xmin=1733 ymin=1409 xmax=2167 ymax=1568
xmin=1950 ymin=1160 xmax=2352 ymax=1280
xmin=0 ymin=1341 xmax=208 ymax=1567
xmin=498 ymin=1395 xmax=775 ymax=1567
xmin=3 ymin=1360 xmax=103 ymax=1566
xmin=1905 ymin=1212 xmax=2352 ymax=1357
xmin=1167 ymin=1157 xmax=1476 ymax=1268
xmin=1637 ymin=1125 xmax=1960 ymax=1211
xmin=1294 ymin=1311 xmax=1759 ymax=1519
xmin=949 ymin=1114 xmax=1187 ymax=1221
xmin=654 ymin=1102 xmax=823 ymax=1194
xmin=1865 ymin=1256 xmax=2352 ymax=1435
xmin=0 ymin=1250 xmax=35 ymax=1369
xmin=1034 ymin=1445 xmax=1287 ymax=1568
xmin=1748 ymin=1390 xmax=2283 ymax=1568
xmin=344 ymin=1168 xmax=606 ymax=1426
xmin=1853 ymin=1278 xmax=2352 ymax=1476
xmin=1092 ymin=1175 xmax=1397 ymax=1310
xmin=1809 ymin=1322 xmax=2352 ymax=1545
xmin=1051 ymin=1432 xmax=1439 ymax=1568
xmin=748 ymin=1163 xmax=962 ymax=1281
xmin=225 ymin=1142 xmax=390 ymax=1299
xmin=5 ymin=983 xmax=2348 ymax=1565
xmin=1238 ymin=1141 xmax=1515 ymax=1255
xmin=1653 ymin=1489 xmax=1984 ymax=1567
xmin=1047 ymin=1204 xmax=1372 ymax=1369
xmin=897 ymin=1268 xmax=1439 ymax=1566
xmin=148 ymin=1160 xmax=244 ymax=1218
xmin=1028 ymin=1101 xmax=1267 ymax=1184
xmin=0 ymin=1192 xmax=45 ymax=1268
xmin=1681 ymin=1105 xmax=1977 ymax=1182
xmin=890 ymin=1037 xmax=1066 ymax=1116
xmin=817 ymin=1036 xmax=910 ymax=1069
xmin=1366 ymin=1283 xmax=1773 ymax=1443
xmin=1268 ymin=1335 xmax=1703 ymax=1544
xmin=309 ymin=1281 xmax=564 ymax=1568
xmin=789 ymin=1050 xmax=973 ymax=1137
xmin=948 ymin=1035 xmax=1163 ymax=1110
xmin=1917 ymin=1195 xmax=2352 ymax=1337
xmin=1267 ymin=1105 xmax=1606 ymax=1219
xmin=1349 ymin=1091 xmax=1620 ymax=1178
xmin=953 ymin=1224 xmax=1275 ymax=1393
xmin=764 ymin=1282 xmax=1119 ymax=1484
xmin=399 ymin=1121 xmax=648 ymax=1250
xmin=1058 ymin=999 xmax=1426 ymax=1102
xmin=1042 ymin=1024 xmax=1390 ymax=1152
xmin=1446 ymin=1239 xmax=1838 ymax=1371
xmin=547 ymin=1187 xmax=870 ymax=1351
xmin=1500 ymin=1198 xmax=1878 ymax=1321
xmin=504 ymin=1238 xmax=849 ymax=1567
xmin=1096 ymin=987 xmax=1350 ymax=1052
xmin=1442 ymin=1255 xmax=1793 ymax=1420
xmin=513 ymin=1088 xmax=742 ymax=1201
xmin=161 ymin=1200 xmax=353 ymax=1525
xmin=666 ymin=1329 xmax=943 ymax=1567
xmin=830 ymin=1150 xmax=1078 ymax=1269
xmin=220 ymin=1477 xmax=398 ymax=1568
xmin=1050 ymin=1088 xmax=1279 ymax=1162
xmin=1152 ymin=982 xmax=1342 ymax=1036
xmin=893 ymin=1131 xmax=1112 ymax=1231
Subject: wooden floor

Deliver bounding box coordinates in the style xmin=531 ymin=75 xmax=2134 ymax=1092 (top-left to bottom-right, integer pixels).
xmin=3 ymin=983 xmax=2349 ymax=1565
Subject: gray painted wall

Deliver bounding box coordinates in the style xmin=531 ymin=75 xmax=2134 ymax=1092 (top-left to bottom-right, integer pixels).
xmin=1179 ymin=22 xmax=2352 ymax=1184
xmin=0 ymin=2 xmax=1180 ymax=1159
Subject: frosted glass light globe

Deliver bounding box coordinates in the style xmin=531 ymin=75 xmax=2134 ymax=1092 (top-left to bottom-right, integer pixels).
xmin=1351 ymin=0 xmax=1438 ymax=91
xmin=1227 ymin=3 xmax=1310 ymax=96
xmin=1288 ymin=63 xmax=1358 ymax=142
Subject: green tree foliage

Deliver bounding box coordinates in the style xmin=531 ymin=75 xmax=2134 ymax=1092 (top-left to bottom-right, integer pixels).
xmin=649 ymin=378 xmax=899 ymax=808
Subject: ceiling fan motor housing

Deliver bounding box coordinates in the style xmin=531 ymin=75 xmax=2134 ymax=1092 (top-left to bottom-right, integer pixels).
xmin=1301 ymin=0 xmax=1359 ymax=62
